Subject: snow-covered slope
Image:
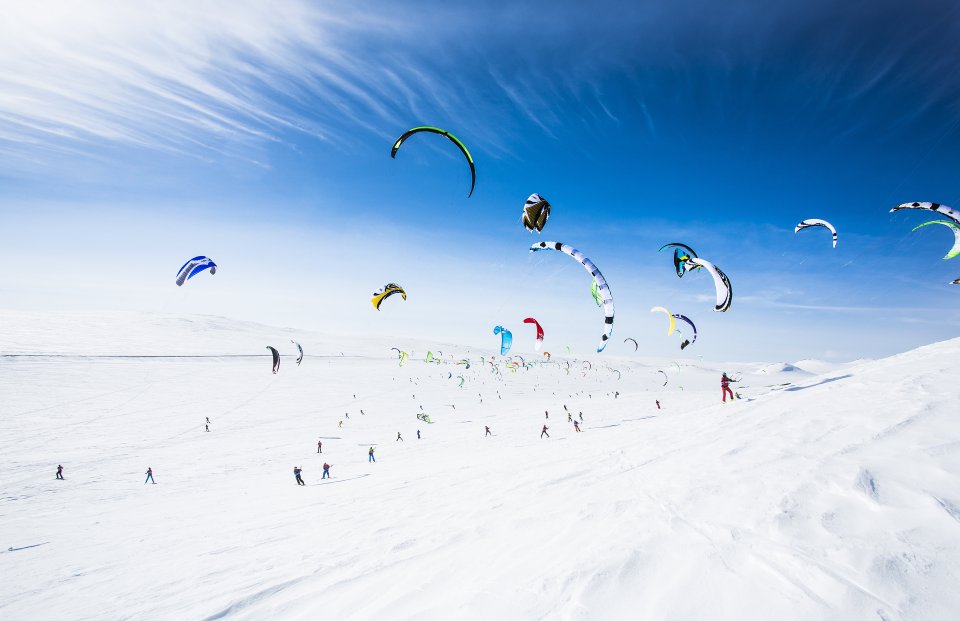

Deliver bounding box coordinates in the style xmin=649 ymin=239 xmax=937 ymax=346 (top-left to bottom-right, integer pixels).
xmin=1 ymin=313 xmax=958 ymax=620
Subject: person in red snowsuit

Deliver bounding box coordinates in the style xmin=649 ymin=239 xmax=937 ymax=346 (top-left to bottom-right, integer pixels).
xmin=721 ymin=373 xmax=736 ymax=402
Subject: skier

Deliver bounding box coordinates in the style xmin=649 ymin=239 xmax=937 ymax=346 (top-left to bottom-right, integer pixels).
xmin=56 ymin=464 xmax=64 ymax=480
xmin=485 ymin=426 xmax=492 ymax=437
xmin=368 ymin=447 xmax=376 ymax=462
xmin=294 ymin=466 xmax=305 ymax=486
xmin=417 ymin=430 xmax=421 ymax=439
xmin=322 ymin=463 xmax=331 ymax=479
xmin=144 ymin=467 xmax=155 ymax=484
xmin=397 ymin=432 xmax=403 ymax=442
xmin=656 ymin=400 xmax=660 ymax=410
xmin=573 ymin=420 xmax=581 ymax=432
xmin=317 ymin=440 xmax=322 ymax=454
xmin=541 ymin=425 xmax=550 ymax=439
xmin=721 ymin=372 xmax=736 ymax=402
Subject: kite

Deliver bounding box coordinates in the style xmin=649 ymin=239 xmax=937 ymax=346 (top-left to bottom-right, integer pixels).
xmin=611 ymin=369 xmax=622 ymax=380
xmin=458 ymin=359 xmax=471 ymax=369
xmin=891 ymin=202 xmax=960 ymax=225
xmin=399 ymin=351 xmax=410 ymax=367
xmin=543 ymin=352 xmax=551 ymax=360
xmin=291 ymin=340 xmax=303 ymax=366
xmin=391 ymin=126 xmax=476 ymax=197
xmin=685 ymin=258 xmax=732 ymax=312
xmin=267 ymin=346 xmax=280 ymax=374
xmin=523 ymin=317 xmax=544 ymax=351
xmin=672 ymin=314 xmax=698 ymax=349
xmin=650 ymin=307 xmax=676 ymax=335
xmin=175 ymin=256 xmax=217 ymax=287
xmin=795 ymin=219 xmax=838 ymax=248
xmin=659 ymin=243 xmax=698 ymax=278
xmin=372 ymin=283 xmax=407 ymax=311
xmin=416 ymin=413 xmax=433 ymax=423
xmin=493 ymin=326 xmax=513 ymax=356
xmin=425 ymin=351 xmax=435 ymax=364
xmin=658 ymin=370 xmax=668 ymax=386
xmin=457 ymin=375 xmax=465 ymax=387
xmin=583 ymin=361 xmax=592 ymax=371
xmin=530 ymin=241 xmax=615 ymax=352
xmin=522 ymin=194 xmax=551 ymax=232
xmin=624 ymin=337 xmax=638 ymax=352
xmin=911 ymin=220 xmax=960 ymax=260
xmin=590 ymin=279 xmax=603 ymax=306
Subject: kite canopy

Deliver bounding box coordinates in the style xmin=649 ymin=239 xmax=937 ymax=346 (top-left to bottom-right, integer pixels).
xmin=891 ymin=202 xmax=960 ymax=226
xmin=266 ymin=346 xmax=280 ymax=373
xmin=493 ymin=325 xmax=513 ymax=356
xmin=650 ymin=306 xmax=676 ymax=336
xmin=175 ymin=256 xmax=217 ymax=287
xmin=522 ymin=194 xmax=551 ymax=232
xmin=391 ymin=126 xmax=476 ymax=197
xmin=795 ymin=219 xmax=838 ymax=248
xmin=911 ymin=220 xmax=960 ymax=260
xmin=672 ymin=314 xmax=698 ymax=349
xmin=685 ymin=257 xmax=732 ymax=312
xmin=523 ymin=317 xmax=544 ymax=351
xmin=624 ymin=337 xmax=638 ymax=352
xmin=291 ymin=340 xmax=304 ymax=366
xmin=372 ymin=283 xmax=407 ymax=311
xmin=659 ymin=243 xmax=698 ymax=278
xmin=530 ymin=241 xmax=615 ymax=352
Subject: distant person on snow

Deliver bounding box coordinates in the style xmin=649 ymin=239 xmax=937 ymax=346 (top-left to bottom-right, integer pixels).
xmin=656 ymin=400 xmax=660 ymax=410
xmin=294 ymin=466 xmax=305 ymax=485
xmin=322 ymin=463 xmax=331 ymax=479
xmin=144 ymin=467 xmax=155 ymax=484
xmin=338 ymin=420 xmax=343 ymax=428
xmin=541 ymin=425 xmax=550 ymax=439
xmin=205 ymin=422 xmax=210 ymax=432
xmin=568 ymin=412 xmax=573 ymax=422
xmin=579 ymin=412 xmax=584 ymax=422
xmin=545 ymin=410 xmax=549 ymax=419
xmin=317 ymin=440 xmax=322 ymax=454
xmin=345 ymin=412 xmax=350 ymax=419
xmin=397 ymin=432 xmax=403 ymax=442
xmin=56 ymin=465 xmax=64 ymax=480
xmin=206 ymin=417 xmax=211 ymax=424
xmin=417 ymin=430 xmax=421 ymax=439
xmin=485 ymin=426 xmax=492 ymax=437
xmin=573 ymin=420 xmax=581 ymax=432
xmin=721 ymin=372 xmax=737 ymax=402
xmin=368 ymin=447 xmax=376 ymax=462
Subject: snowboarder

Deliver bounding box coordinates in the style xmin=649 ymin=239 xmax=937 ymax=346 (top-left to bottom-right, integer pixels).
xmin=396 ymin=432 xmax=403 ymax=442
xmin=56 ymin=464 xmax=64 ymax=480
xmin=368 ymin=447 xmax=376 ymax=462
xmin=294 ymin=466 xmax=305 ymax=485
xmin=721 ymin=372 xmax=736 ymax=402
xmin=417 ymin=430 xmax=421 ymax=439
xmin=144 ymin=467 xmax=155 ymax=484
xmin=656 ymin=400 xmax=660 ymax=410
xmin=541 ymin=425 xmax=550 ymax=438
xmin=317 ymin=440 xmax=322 ymax=454
xmin=322 ymin=463 xmax=331 ymax=479
xmin=573 ymin=420 xmax=581 ymax=432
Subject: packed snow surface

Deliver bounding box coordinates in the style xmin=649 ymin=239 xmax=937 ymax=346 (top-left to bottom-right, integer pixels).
xmin=1 ymin=312 xmax=959 ymax=620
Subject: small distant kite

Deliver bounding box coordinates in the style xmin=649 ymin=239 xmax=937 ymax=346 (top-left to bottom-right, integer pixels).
xmin=624 ymin=337 xmax=638 ymax=352
xmin=267 ymin=346 xmax=280 ymax=374
xmin=522 ymin=194 xmax=551 ymax=232
xmin=175 ymin=256 xmax=217 ymax=287
xmin=523 ymin=317 xmax=544 ymax=351
xmin=685 ymin=257 xmax=732 ymax=312
xmin=911 ymin=220 xmax=960 ymax=260
xmin=650 ymin=307 xmax=676 ymax=335
xmin=659 ymin=243 xmax=697 ymax=278
xmin=291 ymin=340 xmax=303 ymax=366
xmin=795 ymin=219 xmax=838 ymax=248
xmin=493 ymin=326 xmax=513 ymax=356
xmin=391 ymin=126 xmax=476 ymax=197
xmin=372 ymin=283 xmax=407 ymax=311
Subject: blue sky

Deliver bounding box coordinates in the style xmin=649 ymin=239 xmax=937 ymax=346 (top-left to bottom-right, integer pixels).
xmin=2 ymin=0 xmax=960 ymax=362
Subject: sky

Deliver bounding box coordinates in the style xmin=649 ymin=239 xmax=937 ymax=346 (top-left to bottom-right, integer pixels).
xmin=2 ymin=0 xmax=960 ymax=362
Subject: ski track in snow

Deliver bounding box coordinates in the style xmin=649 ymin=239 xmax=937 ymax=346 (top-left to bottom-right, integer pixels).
xmin=0 ymin=313 xmax=959 ymax=620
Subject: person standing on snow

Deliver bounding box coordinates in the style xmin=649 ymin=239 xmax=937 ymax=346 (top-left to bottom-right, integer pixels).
xmin=294 ymin=466 xmax=305 ymax=485
xmin=317 ymin=440 xmax=322 ymax=454
xmin=144 ymin=467 xmax=155 ymax=484
xmin=417 ymin=430 xmax=421 ymax=439
xmin=322 ymin=463 xmax=331 ymax=479
xmin=485 ymin=426 xmax=492 ymax=437
xmin=56 ymin=464 xmax=64 ymax=480
xmin=573 ymin=420 xmax=581 ymax=432
xmin=541 ymin=425 xmax=550 ymax=438
xmin=656 ymin=400 xmax=660 ymax=410
xmin=396 ymin=432 xmax=403 ymax=442
xmin=721 ymin=372 xmax=736 ymax=403
xmin=545 ymin=410 xmax=549 ymax=419
xmin=368 ymin=447 xmax=376 ymax=462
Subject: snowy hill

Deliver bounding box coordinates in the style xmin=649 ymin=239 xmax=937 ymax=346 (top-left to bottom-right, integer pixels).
xmin=1 ymin=313 xmax=959 ymax=620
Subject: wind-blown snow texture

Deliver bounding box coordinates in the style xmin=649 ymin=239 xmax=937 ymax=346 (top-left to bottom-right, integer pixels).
xmin=1 ymin=312 xmax=958 ymax=620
